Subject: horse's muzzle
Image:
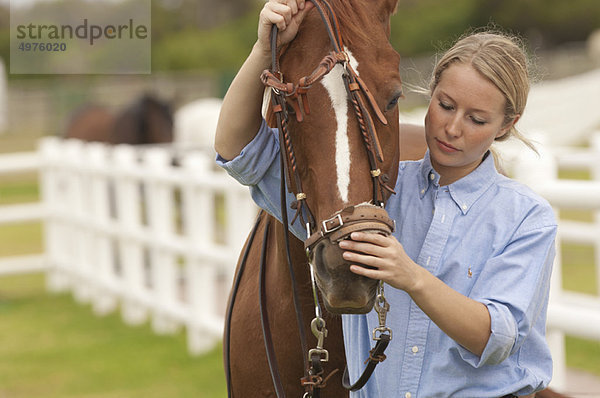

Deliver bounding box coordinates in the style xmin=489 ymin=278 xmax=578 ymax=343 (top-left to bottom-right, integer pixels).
xmin=305 ymin=204 xmax=395 ymax=314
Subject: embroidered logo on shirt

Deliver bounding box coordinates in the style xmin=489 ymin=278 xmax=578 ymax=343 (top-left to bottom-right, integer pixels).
xmin=468 ymin=267 xmax=473 ymax=278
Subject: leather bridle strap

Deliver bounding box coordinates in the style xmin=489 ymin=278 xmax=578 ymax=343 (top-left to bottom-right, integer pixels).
xmin=224 ymin=210 xmax=265 ymax=398
xmin=304 ymin=204 xmax=395 ymax=251
xmin=341 ymin=335 xmax=391 ymax=391
xmin=258 ymin=216 xmax=288 ymax=397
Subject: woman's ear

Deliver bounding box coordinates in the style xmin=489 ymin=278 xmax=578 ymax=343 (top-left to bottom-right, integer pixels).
xmin=496 ymin=114 xmax=520 ymax=139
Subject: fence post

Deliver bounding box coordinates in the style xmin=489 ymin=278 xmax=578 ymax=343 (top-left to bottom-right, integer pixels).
xmin=114 ymin=144 xmax=149 ymax=326
xmin=88 ymin=142 xmax=118 ymax=316
xmin=513 ymin=137 xmax=567 ymax=391
xmin=181 ymin=151 xmax=220 ymax=354
xmin=40 ymin=137 xmax=70 ymax=292
xmin=144 ymin=147 xmax=180 ymax=335
xmin=63 ymin=139 xmax=96 ymax=305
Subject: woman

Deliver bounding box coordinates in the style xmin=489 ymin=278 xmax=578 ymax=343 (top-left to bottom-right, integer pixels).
xmin=215 ymin=1 xmax=556 ymax=396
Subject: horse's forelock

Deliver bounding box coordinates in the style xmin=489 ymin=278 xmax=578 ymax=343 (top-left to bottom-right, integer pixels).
xmin=316 ymin=0 xmax=396 ymax=45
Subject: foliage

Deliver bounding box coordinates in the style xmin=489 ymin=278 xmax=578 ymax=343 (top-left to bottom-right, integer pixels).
xmin=390 ymin=0 xmax=600 ymax=56
xmin=1 ymin=0 xmax=599 ymax=76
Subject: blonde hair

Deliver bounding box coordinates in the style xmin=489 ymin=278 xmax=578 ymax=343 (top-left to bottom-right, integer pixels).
xmin=429 ymin=30 xmax=536 ymax=153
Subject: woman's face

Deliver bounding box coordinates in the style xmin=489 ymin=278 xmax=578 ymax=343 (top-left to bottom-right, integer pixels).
xmin=424 ymin=62 xmax=515 ymax=185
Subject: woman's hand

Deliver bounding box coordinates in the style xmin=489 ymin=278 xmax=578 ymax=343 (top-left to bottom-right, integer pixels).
xmin=339 ymin=232 xmax=423 ymax=293
xmin=256 ymin=0 xmax=314 ymax=55
xmin=341 ymin=231 xmax=492 ymax=356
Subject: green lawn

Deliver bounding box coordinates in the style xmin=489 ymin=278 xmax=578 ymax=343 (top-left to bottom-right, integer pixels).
xmin=0 ymin=273 xmax=227 ymax=398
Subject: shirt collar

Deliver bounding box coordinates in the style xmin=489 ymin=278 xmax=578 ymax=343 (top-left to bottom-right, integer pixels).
xmin=418 ymin=150 xmax=498 ymax=215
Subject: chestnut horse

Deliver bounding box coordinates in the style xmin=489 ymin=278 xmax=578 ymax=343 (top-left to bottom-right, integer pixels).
xmin=223 ymin=0 xmax=570 ymax=397
xmin=225 ymin=0 xmax=404 ymax=396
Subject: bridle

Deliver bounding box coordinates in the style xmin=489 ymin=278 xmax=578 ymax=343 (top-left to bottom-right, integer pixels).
xmin=224 ymin=0 xmax=396 ymax=396
xmin=260 ymin=0 xmax=397 ymax=240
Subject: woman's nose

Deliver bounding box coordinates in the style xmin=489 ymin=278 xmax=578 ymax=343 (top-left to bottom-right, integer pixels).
xmin=445 ymin=114 xmax=462 ymax=137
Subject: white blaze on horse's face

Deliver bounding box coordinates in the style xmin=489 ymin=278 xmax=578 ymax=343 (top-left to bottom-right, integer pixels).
xmin=320 ymin=48 xmax=359 ymax=204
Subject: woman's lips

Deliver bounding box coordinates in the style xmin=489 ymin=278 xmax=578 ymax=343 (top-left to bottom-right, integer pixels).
xmin=435 ymin=138 xmax=460 ymax=153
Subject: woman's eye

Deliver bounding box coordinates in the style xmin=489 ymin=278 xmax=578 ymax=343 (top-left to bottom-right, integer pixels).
xmin=439 ymin=101 xmax=453 ymax=110
xmin=470 ymin=117 xmax=486 ymax=125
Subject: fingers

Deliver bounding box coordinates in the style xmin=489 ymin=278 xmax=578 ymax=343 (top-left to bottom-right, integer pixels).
xmin=343 ymin=250 xmax=383 ymax=270
xmin=339 ymin=232 xmax=397 ymax=272
xmin=263 ymin=0 xmax=306 ymax=30
xmin=349 ymin=264 xmax=379 ymax=279
xmin=261 ymin=2 xmax=293 ymax=31
xmin=339 ymin=232 xmax=390 ymax=254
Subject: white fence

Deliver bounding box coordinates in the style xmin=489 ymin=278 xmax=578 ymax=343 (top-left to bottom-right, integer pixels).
xmin=39 ymin=138 xmax=257 ymax=354
xmin=512 ymin=133 xmax=600 ymax=392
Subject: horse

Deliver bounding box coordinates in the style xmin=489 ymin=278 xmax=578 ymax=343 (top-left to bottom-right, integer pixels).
xmin=224 ymin=0 xmax=406 ymax=396
xmin=222 ymin=0 xmax=571 ymax=396
xmin=64 ymin=94 xmax=173 ymax=145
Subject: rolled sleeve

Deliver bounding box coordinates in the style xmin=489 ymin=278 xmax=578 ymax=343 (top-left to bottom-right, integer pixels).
xmin=457 ymin=299 xmax=518 ymax=367
xmin=216 ymin=119 xmax=279 ymax=186
xmin=215 ymin=119 xmax=306 ymax=240
xmin=460 ymin=220 xmax=556 ymax=367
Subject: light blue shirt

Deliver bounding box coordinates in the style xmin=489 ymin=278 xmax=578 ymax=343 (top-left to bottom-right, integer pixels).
xmin=217 ymin=120 xmax=557 ymax=397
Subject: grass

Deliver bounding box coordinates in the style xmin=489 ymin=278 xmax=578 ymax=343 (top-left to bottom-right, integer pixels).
xmin=0 ymin=273 xmax=227 ymax=398
xmin=0 ymin=173 xmax=39 ymax=205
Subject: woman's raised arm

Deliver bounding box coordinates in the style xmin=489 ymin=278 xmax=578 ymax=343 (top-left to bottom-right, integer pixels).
xmin=214 ymin=0 xmax=314 ymax=161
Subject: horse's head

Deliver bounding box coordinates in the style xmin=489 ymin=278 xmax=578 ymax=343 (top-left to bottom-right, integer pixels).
xmin=141 ymin=95 xmax=174 ymax=144
xmin=112 ymin=95 xmax=174 ymax=145
xmin=271 ymin=0 xmax=401 ymax=314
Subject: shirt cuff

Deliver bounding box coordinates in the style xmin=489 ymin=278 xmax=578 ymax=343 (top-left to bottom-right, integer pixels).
xmin=457 ymin=299 xmax=517 ymax=367
xmin=215 ymin=119 xmax=279 ymax=186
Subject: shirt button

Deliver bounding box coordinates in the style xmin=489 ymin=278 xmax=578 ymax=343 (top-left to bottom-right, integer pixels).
xmin=412 ymin=346 xmax=419 ymax=353
xmin=405 ymin=393 xmax=412 ymax=398
xmin=429 ymin=173 xmax=435 ymax=180
xmin=420 ymin=189 xmax=425 ymax=194
xmin=462 ymin=204 xmax=468 ymax=210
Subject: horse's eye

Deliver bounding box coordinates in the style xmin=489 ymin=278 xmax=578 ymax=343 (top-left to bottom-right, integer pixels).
xmin=386 ymin=91 xmax=403 ymax=111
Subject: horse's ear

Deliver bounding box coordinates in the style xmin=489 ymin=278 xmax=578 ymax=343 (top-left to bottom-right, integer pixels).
xmin=378 ymin=0 xmax=399 ymax=17
xmin=374 ymin=0 xmax=398 ymax=36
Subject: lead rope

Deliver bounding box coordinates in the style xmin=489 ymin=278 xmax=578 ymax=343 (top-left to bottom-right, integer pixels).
xmin=341 ymin=281 xmax=392 ymax=391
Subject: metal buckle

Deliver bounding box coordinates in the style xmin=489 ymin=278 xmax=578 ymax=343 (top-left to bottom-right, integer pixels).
xmin=372 ymin=326 xmax=392 ymax=341
xmin=322 ymin=214 xmax=343 ymax=234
